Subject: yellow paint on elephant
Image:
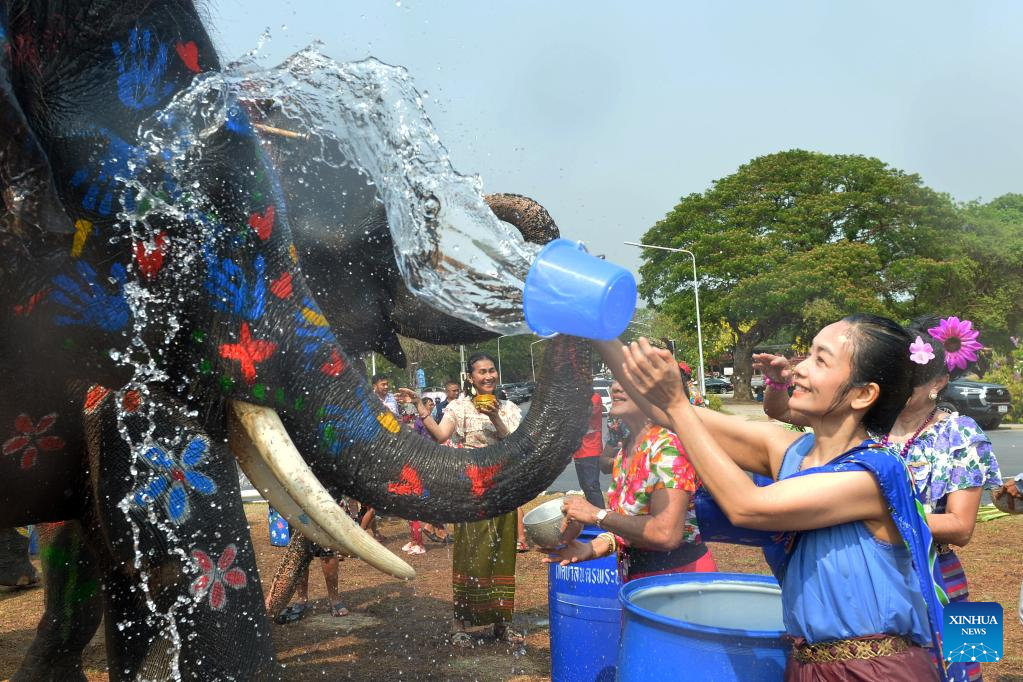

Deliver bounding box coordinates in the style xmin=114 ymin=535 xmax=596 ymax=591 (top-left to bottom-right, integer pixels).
xmin=289 ymin=243 xmax=298 ymax=264
xmin=377 ymin=411 xmax=400 ymax=433
xmin=300 ymin=306 xmax=329 ymax=327
xmin=71 ymin=219 xmax=93 ymax=257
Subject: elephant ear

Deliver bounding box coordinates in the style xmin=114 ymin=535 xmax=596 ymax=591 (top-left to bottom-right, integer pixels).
xmin=0 ymin=34 xmax=75 ymax=238
xmin=483 ymin=192 xmax=560 ymax=245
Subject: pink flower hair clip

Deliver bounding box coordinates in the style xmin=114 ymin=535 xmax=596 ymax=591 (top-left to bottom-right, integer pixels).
xmin=909 ymin=336 xmax=934 ymax=365
xmin=927 ymin=316 xmax=983 ymax=372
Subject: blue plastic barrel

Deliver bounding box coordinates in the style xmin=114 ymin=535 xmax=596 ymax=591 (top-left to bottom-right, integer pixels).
xmin=618 ymin=573 xmax=790 ymax=681
xmin=548 ymin=526 xmax=621 ymax=682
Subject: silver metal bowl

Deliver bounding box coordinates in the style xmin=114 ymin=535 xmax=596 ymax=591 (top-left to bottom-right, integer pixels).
xmin=523 ymin=497 xmax=567 ymax=548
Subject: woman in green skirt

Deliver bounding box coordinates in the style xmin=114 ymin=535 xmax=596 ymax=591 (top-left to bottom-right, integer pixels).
xmin=400 ymin=352 xmax=524 ymax=648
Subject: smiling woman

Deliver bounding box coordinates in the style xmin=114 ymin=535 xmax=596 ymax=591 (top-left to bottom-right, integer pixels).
xmin=595 ymin=315 xmax=956 ymax=681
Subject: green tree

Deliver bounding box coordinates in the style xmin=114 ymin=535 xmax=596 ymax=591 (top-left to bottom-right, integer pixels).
xmin=954 ymin=194 xmax=1023 ymax=349
xmin=638 ymin=150 xmax=962 ymax=398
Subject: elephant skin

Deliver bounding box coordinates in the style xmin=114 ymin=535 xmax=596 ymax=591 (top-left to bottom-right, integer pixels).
xmin=0 ymin=2 xmax=592 ymax=679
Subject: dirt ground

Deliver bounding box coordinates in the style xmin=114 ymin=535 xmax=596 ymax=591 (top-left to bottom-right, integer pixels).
xmin=3 ymin=498 xmax=1023 ymax=681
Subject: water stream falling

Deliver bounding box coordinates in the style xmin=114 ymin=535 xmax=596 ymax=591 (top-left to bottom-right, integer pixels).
xmin=142 ymin=43 xmax=540 ymax=335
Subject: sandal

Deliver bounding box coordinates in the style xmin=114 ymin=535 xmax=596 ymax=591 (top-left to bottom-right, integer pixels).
xmin=516 ymin=540 xmax=529 ymax=553
xmin=274 ymin=601 xmax=307 ymax=625
xmin=330 ymin=601 xmax=349 ymax=617
xmin=450 ymin=631 xmax=475 ymax=649
xmin=423 ymin=529 xmax=442 ymax=543
xmin=494 ymin=623 xmax=525 ymax=645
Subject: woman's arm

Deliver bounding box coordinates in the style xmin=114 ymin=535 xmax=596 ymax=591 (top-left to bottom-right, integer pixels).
xmin=621 ymin=339 xmax=890 ymax=532
xmin=397 ymin=388 xmax=456 ymax=442
xmin=561 ymin=487 xmax=689 ymax=552
xmin=602 ymin=339 xmax=796 ymax=477
xmin=926 ymin=487 xmax=982 ymax=546
xmin=753 ymin=353 xmax=810 ymax=426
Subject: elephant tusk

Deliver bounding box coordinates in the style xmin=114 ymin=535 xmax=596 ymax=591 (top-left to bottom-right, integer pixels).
xmin=228 ymin=400 xmax=415 ymax=581
xmin=227 ymin=410 xmax=351 ymax=557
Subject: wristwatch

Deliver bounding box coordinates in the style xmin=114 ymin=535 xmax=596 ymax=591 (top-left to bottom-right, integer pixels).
xmin=595 ymin=508 xmax=610 ymax=529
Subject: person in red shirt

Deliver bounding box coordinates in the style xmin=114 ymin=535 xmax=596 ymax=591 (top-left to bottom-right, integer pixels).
xmin=573 ymin=391 xmax=606 ymax=508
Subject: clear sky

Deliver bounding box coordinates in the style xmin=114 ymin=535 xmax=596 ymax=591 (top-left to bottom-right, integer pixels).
xmin=207 ymin=1 xmax=1023 ymax=276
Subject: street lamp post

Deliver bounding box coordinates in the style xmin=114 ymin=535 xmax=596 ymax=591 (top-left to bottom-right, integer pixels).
xmin=624 ymin=241 xmax=706 ymax=398
xmin=496 ymin=335 xmax=510 ymax=385
xmin=530 ymin=339 xmax=548 ymax=383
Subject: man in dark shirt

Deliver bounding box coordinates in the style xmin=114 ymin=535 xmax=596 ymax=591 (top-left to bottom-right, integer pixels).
xmin=433 ymin=379 xmax=461 ymax=422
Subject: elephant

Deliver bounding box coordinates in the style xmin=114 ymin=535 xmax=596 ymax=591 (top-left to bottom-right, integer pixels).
xmin=0 ymin=2 xmax=594 ymax=679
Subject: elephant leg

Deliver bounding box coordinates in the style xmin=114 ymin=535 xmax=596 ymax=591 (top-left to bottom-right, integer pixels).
xmin=12 ymin=521 xmax=102 ymax=682
xmin=0 ymin=525 xmax=38 ymax=587
xmin=84 ymin=388 xmax=279 ymax=681
xmin=264 ymin=531 xmax=314 ymax=617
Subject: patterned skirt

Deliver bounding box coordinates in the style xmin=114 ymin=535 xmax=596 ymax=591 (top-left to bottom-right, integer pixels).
xmin=452 ymin=511 xmax=517 ymax=626
xmin=940 ymin=550 xmax=981 ymax=682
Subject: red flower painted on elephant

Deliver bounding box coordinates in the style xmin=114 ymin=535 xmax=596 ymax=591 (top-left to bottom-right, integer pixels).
xmin=219 ymin=323 xmax=277 ymax=385
xmin=189 ymin=544 xmax=247 ymax=611
xmin=13 ymin=288 xmax=49 ymax=317
xmin=133 ymin=231 xmax=167 ymax=281
xmin=3 ymin=413 xmax=65 ymax=469
xmin=465 ymin=462 xmax=502 ymax=498
xmin=388 ymin=464 xmax=427 ymax=497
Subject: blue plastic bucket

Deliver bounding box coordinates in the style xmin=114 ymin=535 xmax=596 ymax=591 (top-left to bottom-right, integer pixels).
xmin=618 ymin=573 xmax=790 ymax=681
xmin=523 ymin=239 xmax=636 ymax=340
xmin=548 ymin=526 xmax=621 ymax=682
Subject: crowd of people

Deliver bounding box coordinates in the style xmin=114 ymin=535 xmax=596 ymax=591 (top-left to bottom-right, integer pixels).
xmin=263 ymin=311 xmax=1017 ymax=680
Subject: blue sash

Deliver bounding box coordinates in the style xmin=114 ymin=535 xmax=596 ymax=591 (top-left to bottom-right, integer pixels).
xmin=696 ymin=439 xmax=954 ymax=681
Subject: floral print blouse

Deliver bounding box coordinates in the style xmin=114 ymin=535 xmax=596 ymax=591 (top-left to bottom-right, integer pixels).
xmin=439 ymin=396 xmax=522 ymax=449
xmin=899 ymin=412 xmax=1002 ymax=514
xmin=607 ymin=424 xmax=701 ymax=545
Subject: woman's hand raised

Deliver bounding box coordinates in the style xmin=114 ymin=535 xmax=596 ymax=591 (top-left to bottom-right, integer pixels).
xmin=752 ymin=353 xmax=791 ymax=385
xmin=621 ymin=338 xmax=687 ymax=411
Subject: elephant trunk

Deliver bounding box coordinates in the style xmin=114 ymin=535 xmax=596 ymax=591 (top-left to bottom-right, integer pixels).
xmin=268 ymin=332 xmax=593 ymax=524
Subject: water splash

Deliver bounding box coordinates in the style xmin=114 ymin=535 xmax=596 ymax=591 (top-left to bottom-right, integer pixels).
xmin=142 ymin=44 xmax=539 ymax=335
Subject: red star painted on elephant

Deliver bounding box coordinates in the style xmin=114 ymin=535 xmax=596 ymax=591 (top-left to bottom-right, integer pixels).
xmin=3 ymin=413 xmax=65 ymax=469
xmin=388 ymin=464 xmax=426 ymax=497
xmin=465 ymin=462 xmax=502 ymax=498
xmin=219 ymin=323 xmax=277 ymax=385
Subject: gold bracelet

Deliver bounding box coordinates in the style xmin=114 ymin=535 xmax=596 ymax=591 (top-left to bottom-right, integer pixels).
xmin=596 ymin=532 xmax=618 ymax=555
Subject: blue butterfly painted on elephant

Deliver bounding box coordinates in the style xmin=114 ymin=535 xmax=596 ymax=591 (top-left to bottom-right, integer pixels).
xmin=318 ymin=385 xmax=382 ymax=454
xmin=112 ymin=27 xmax=174 ymax=110
xmin=205 ymin=253 xmax=267 ymax=322
xmin=132 ymin=437 xmax=217 ymax=523
xmin=51 ymin=261 xmax=131 ymax=333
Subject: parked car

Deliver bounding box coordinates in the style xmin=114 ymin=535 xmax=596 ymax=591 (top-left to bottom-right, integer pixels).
xmin=498 ymin=382 xmax=535 ymax=404
xmin=939 ymin=379 xmax=1012 ymax=430
xmin=702 ymin=377 xmax=733 ymax=394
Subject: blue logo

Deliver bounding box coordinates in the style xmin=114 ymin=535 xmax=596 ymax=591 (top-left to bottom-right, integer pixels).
xmin=943 ymin=601 xmax=1002 ymax=663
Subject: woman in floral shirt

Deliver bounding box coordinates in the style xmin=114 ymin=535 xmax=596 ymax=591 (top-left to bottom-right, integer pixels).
xmin=551 ymin=381 xmax=717 ymax=581
xmin=891 ymin=320 xmax=1001 ymax=682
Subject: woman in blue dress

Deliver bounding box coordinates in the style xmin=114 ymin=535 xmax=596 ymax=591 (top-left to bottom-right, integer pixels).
xmin=593 ymin=315 xmax=952 ymax=681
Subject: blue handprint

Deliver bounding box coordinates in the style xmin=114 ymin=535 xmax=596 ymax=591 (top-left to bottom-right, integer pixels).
xmin=204 ymin=252 xmax=267 ymax=322
xmin=51 ymin=262 xmax=131 ymax=333
xmin=70 ymin=128 xmax=147 ymax=216
xmin=112 ymin=27 xmax=174 ymax=110
xmin=318 ymin=386 xmax=381 ymax=454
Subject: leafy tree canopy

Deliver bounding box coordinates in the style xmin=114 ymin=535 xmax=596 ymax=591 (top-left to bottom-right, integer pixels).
xmin=638 ymin=149 xmax=962 ymax=397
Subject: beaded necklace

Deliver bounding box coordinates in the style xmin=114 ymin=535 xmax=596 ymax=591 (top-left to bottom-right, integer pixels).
xmin=880 ymin=406 xmax=937 ymax=459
